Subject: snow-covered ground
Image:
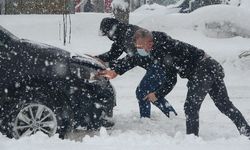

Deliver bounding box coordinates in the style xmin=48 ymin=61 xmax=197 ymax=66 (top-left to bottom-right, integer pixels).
xmin=0 ymin=4 xmax=250 ymax=150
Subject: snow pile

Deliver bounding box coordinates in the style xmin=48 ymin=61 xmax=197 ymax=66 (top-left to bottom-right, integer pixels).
xmin=133 ymin=3 xmax=180 ymax=15
xmin=226 ymin=0 xmax=250 ymax=8
xmin=133 ymin=4 xmax=250 ymax=70
xmin=1 ymin=127 xmax=250 ymax=150
xmin=190 ymin=5 xmax=250 ymax=38
xmin=240 ymin=0 xmax=250 ymax=8
xmin=136 ymin=4 xmax=250 ymax=38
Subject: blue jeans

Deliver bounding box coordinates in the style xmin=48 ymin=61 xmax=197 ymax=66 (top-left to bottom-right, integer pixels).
xmin=136 ymin=64 xmax=177 ymax=118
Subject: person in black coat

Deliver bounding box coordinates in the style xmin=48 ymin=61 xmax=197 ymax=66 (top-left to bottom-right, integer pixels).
xmin=96 ymin=17 xmax=146 ymax=70
xmin=96 ymin=18 xmax=177 ymax=118
xmin=100 ymin=28 xmax=250 ymax=137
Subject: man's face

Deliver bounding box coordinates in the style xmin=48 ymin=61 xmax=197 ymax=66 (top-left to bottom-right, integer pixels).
xmin=135 ymin=37 xmax=153 ymax=52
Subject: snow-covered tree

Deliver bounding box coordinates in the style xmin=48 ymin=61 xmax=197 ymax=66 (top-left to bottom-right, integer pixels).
xmin=112 ymin=0 xmax=130 ymax=24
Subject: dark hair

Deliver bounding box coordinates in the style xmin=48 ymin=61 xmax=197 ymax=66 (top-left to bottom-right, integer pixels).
xmin=99 ymin=17 xmax=120 ymax=36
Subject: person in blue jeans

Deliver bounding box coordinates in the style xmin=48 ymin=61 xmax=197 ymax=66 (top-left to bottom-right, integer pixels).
xmin=100 ymin=52 xmax=179 ymax=118
xmin=136 ymin=63 xmax=178 ymax=118
xmin=96 ymin=18 xmax=178 ymax=118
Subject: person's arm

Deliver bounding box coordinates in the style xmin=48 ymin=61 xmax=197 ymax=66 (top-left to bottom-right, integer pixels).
xmin=96 ymin=56 xmax=138 ymax=79
xmin=113 ymin=55 xmax=151 ymax=75
xmin=95 ymin=42 xmax=124 ymax=62
xmin=97 ymin=55 xmax=150 ymax=79
xmin=154 ymin=68 xmax=177 ymax=98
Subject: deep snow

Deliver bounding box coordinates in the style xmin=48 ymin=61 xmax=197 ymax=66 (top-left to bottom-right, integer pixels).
xmin=0 ymin=4 xmax=250 ymax=150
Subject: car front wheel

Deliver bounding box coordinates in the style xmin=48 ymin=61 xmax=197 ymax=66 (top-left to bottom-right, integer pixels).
xmin=13 ymin=103 xmax=57 ymax=138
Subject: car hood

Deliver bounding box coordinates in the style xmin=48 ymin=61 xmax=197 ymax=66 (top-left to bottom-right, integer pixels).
xmin=20 ymin=39 xmax=106 ymax=70
xmin=20 ymin=39 xmax=71 ymax=58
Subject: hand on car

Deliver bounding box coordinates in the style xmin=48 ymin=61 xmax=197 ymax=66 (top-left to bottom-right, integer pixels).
xmin=97 ymin=70 xmax=118 ymax=79
xmin=144 ymin=92 xmax=157 ymax=102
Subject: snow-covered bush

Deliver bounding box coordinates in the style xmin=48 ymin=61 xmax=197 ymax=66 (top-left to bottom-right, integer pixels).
xmin=112 ymin=0 xmax=130 ymax=23
xmin=112 ymin=0 xmax=129 ymax=11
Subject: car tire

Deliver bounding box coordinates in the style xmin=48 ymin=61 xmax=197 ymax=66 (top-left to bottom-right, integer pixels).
xmin=4 ymin=87 xmax=73 ymax=139
xmin=12 ymin=102 xmax=58 ymax=138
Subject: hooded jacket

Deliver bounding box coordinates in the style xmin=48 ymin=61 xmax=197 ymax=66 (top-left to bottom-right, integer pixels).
xmin=96 ymin=18 xmax=141 ymax=62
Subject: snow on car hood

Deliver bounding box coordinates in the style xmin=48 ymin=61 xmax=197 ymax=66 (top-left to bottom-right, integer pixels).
xmin=20 ymin=39 xmax=71 ymax=57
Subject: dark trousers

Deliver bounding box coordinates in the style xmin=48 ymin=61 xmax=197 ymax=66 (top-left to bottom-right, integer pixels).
xmin=136 ymin=64 xmax=177 ymax=118
xmin=185 ymin=57 xmax=250 ymax=136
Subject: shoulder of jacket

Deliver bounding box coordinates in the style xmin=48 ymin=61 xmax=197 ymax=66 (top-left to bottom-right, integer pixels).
xmin=153 ymin=31 xmax=171 ymax=40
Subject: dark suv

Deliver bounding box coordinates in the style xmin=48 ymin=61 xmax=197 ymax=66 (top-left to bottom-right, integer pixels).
xmin=0 ymin=25 xmax=116 ymax=139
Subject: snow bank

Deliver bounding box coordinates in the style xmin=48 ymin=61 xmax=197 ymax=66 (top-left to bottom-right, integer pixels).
xmin=1 ymin=128 xmax=249 ymax=150
xmin=132 ymin=4 xmax=250 ymax=71
xmin=227 ymin=0 xmax=250 ymax=8
xmin=132 ymin=3 xmax=180 ymax=15
xmin=240 ymin=0 xmax=250 ymax=9
xmin=135 ymin=4 xmax=250 ymax=38
xmin=190 ymin=5 xmax=250 ymax=38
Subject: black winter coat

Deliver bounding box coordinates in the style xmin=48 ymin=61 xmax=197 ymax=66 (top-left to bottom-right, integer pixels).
xmin=112 ymin=53 xmax=177 ymax=98
xmin=96 ymin=22 xmax=152 ymax=74
xmin=150 ymin=31 xmax=205 ymax=79
xmin=112 ymin=31 xmax=206 ymax=98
